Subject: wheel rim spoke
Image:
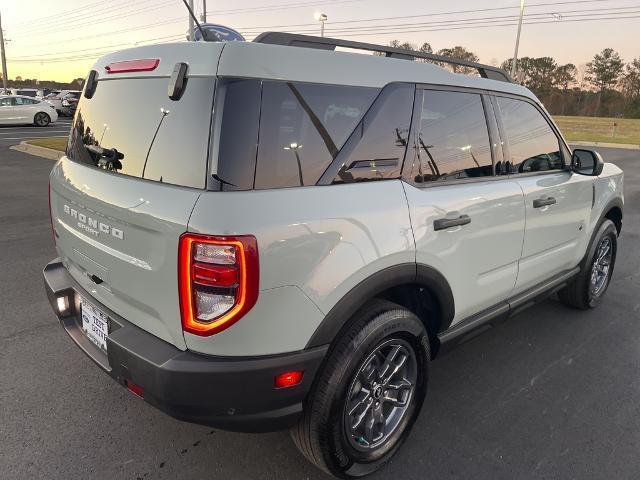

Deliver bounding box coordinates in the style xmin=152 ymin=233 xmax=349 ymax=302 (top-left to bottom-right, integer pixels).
xmin=344 ymin=338 xmax=417 ymax=451
xmin=591 ymin=237 xmax=613 ymax=296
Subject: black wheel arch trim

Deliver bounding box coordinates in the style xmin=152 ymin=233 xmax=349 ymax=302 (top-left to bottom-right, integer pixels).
xmin=600 ymin=196 xmax=623 ymax=234
xmin=305 ymin=263 xmax=455 ymax=348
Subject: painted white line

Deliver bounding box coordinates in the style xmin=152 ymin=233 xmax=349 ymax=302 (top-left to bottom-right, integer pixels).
xmin=2 ymin=135 xmax=68 ymax=140
xmin=0 ymin=130 xmax=69 ymax=135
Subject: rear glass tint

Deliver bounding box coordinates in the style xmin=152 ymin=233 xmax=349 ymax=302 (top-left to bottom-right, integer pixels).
xmin=254 ymin=81 xmax=378 ymax=189
xmin=214 ymin=79 xmax=262 ymax=191
xmin=67 ymin=77 xmax=215 ymax=189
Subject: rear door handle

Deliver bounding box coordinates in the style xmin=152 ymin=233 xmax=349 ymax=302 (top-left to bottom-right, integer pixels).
xmin=533 ymin=197 xmax=556 ymax=208
xmin=434 ymin=215 xmax=471 ymax=231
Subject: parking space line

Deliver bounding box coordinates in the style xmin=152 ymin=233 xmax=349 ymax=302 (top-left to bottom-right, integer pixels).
xmin=2 ymin=135 xmax=68 ymax=140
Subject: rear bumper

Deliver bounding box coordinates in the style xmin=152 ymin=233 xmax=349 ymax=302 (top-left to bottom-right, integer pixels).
xmin=43 ymin=258 xmax=327 ymax=432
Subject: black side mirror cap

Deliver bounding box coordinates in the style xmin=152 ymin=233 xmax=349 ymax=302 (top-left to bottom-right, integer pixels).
xmin=571 ymin=148 xmax=604 ymax=176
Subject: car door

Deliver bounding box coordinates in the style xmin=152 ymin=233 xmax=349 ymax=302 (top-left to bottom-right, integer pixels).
xmin=492 ymin=95 xmax=593 ymax=294
xmin=12 ymin=97 xmax=32 ymax=122
xmin=0 ymin=97 xmax=18 ymax=123
xmin=403 ymin=87 xmax=526 ymax=325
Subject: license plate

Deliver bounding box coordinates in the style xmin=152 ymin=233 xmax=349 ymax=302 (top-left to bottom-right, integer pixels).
xmin=81 ymin=298 xmax=109 ymax=351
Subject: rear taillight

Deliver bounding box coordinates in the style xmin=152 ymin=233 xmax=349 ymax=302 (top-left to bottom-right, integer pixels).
xmin=48 ymin=178 xmax=56 ymax=245
xmin=178 ymin=233 xmax=259 ymax=336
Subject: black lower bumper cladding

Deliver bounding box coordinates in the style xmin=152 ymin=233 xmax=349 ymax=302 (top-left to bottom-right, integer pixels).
xmin=43 ymin=258 xmax=327 ymax=432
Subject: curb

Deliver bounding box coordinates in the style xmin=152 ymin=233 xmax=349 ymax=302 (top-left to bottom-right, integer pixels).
xmin=10 ymin=140 xmax=65 ymax=160
xmin=570 ymin=141 xmax=640 ymax=150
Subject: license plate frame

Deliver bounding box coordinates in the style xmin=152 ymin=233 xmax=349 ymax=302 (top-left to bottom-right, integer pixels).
xmin=80 ymin=297 xmax=109 ymax=352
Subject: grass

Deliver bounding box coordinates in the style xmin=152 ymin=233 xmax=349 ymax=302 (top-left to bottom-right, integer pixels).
xmin=553 ymin=116 xmax=640 ymax=145
xmin=25 ymin=137 xmax=67 ymax=151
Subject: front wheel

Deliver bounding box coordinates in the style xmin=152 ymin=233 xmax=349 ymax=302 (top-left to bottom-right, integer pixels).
xmin=559 ymin=219 xmax=617 ymax=309
xmin=291 ymin=300 xmax=430 ymax=478
xmin=33 ymin=112 xmax=51 ymax=127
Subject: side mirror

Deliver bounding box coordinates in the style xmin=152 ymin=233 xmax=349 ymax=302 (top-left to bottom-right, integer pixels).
xmin=571 ymin=149 xmax=604 ymax=176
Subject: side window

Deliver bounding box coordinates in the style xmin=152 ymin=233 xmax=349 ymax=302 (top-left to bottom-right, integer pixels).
xmin=14 ymin=97 xmax=25 ymax=105
xmin=496 ymin=97 xmax=563 ymax=173
xmin=0 ymin=98 xmax=11 ymax=106
xmin=412 ymin=90 xmax=493 ymax=183
xmin=254 ymin=81 xmax=378 ymax=189
xmin=332 ymin=83 xmax=414 ymax=183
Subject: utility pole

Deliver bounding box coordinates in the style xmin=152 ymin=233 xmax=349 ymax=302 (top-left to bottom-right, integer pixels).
xmin=0 ymin=10 xmax=8 ymax=94
xmin=188 ymin=0 xmax=195 ymax=41
xmin=202 ymin=0 xmax=207 ymax=22
xmin=510 ymin=0 xmax=525 ymax=80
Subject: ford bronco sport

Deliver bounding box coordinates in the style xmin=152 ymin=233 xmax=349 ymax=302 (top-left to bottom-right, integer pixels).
xmin=43 ymin=33 xmax=623 ymax=478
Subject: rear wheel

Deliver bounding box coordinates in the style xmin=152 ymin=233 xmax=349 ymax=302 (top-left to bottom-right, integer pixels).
xmin=559 ymin=219 xmax=617 ymax=309
xmin=291 ymin=300 xmax=429 ymax=478
xmin=33 ymin=112 xmax=51 ymax=127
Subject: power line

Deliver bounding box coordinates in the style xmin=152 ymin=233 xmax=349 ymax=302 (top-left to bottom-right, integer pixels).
xmin=236 ymin=6 xmax=640 ymax=35
xmin=11 ymin=2 xmax=640 ymax=58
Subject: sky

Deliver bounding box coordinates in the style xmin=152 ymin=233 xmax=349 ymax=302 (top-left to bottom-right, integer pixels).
xmin=1 ymin=0 xmax=639 ymax=83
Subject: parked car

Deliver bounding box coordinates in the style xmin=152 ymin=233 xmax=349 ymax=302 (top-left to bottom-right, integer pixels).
xmin=45 ymin=90 xmax=81 ymax=115
xmin=60 ymin=91 xmax=80 ymax=117
xmin=0 ymin=95 xmax=58 ymax=126
xmin=43 ymin=34 xmax=623 ymax=478
xmin=10 ymin=88 xmax=39 ymax=98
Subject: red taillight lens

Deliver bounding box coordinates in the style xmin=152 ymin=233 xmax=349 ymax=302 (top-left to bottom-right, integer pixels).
xmin=48 ymin=178 xmax=56 ymax=245
xmin=105 ymin=58 xmax=159 ymax=74
xmin=274 ymin=371 xmax=304 ymax=388
xmin=179 ymin=234 xmax=259 ymax=336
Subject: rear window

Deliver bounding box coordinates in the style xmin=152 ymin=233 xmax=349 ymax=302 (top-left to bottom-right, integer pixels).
xmin=67 ymin=77 xmax=215 ymax=189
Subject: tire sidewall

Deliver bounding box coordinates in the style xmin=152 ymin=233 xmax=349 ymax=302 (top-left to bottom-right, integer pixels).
xmin=35 ymin=112 xmax=50 ymax=127
xmin=322 ymin=308 xmax=429 ymax=478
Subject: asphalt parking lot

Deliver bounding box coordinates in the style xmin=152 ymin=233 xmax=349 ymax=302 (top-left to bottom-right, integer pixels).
xmin=1 ymin=133 xmax=638 ymax=479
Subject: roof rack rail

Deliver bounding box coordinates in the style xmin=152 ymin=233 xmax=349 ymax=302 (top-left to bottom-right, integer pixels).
xmin=253 ymin=32 xmax=513 ymax=83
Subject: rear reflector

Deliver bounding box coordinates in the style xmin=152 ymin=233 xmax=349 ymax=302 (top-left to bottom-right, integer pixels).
xmin=274 ymin=371 xmax=304 ymax=388
xmin=125 ymin=380 xmax=144 ymax=398
xmin=105 ymin=59 xmax=159 ymax=74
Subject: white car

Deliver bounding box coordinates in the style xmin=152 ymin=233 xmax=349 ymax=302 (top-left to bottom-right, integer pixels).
xmin=45 ymin=90 xmax=81 ymax=115
xmin=0 ymin=95 xmax=58 ymax=126
xmin=43 ymin=35 xmax=623 ymax=479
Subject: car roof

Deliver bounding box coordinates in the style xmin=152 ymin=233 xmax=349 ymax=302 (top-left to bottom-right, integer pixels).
xmin=218 ymin=41 xmax=536 ymax=101
xmin=94 ymin=40 xmax=538 ymax=103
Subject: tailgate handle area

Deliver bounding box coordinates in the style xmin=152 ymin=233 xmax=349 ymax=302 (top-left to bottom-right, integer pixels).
xmin=90 ymin=274 xmax=104 ymax=285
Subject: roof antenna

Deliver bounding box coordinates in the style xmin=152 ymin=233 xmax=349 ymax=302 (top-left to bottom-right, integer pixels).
xmin=180 ymin=0 xmax=220 ymax=41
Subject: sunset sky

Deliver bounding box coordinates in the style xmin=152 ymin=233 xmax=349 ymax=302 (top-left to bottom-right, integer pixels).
xmin=1 ymin=0 xmax=639 ymax=83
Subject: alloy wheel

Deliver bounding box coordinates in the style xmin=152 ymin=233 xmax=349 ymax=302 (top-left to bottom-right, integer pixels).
xmin=590 ymin=237 xmax=612 ymax=297
xmin=343 ymin=338 xmax=417 ymax=451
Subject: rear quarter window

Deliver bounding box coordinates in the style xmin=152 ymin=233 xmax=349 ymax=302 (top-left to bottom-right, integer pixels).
xmin=253 ymin=81 xmax=378 ymax=189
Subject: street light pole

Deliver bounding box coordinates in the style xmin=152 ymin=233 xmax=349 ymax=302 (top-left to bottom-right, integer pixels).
xmin=202 ymin=0 xmax=207 ymax=22
xmin=314 ymin=12 xmax=328 ymax=37
xmin=510 ymin=0 xmax=525 ymax=79
xmin=0 ymin=10 xmax=8 ymax=94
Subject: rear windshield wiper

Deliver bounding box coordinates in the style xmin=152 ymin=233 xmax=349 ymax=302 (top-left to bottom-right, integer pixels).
xmin=86 ymin=144 xmax=125 ymax=171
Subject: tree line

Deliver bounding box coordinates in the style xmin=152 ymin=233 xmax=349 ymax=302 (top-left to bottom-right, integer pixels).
xmin=387 ymin=40 xmax=640 ymax=118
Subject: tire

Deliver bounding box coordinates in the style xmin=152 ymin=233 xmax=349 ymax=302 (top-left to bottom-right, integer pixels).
xmin=558 ymin=219 xmax=617 ymax=309
xmin=33 ymin=112 xmax=51 ymax=127
xmin=291 ymin=300 xmax=430 ymax=478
